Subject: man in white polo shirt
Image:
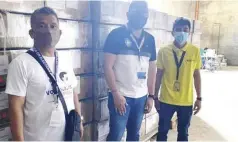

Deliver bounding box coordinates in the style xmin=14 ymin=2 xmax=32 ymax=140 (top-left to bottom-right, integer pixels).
xmin=104 ymin=1 xmax=157 ymax=141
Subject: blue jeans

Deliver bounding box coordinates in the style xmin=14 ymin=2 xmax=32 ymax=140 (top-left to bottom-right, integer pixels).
xmin=157 ymin=102 xmax=193 ymax=141
xmin=106 ymin=93 xmax=147 ymax=141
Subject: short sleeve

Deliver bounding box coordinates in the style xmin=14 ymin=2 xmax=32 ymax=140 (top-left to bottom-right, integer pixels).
xmin=157 ymin=49 xmax=164 ymax=69
xmin=150 ymin=37 xmax=157 ymax=61
xmin=5 ymin=59 xmax=28 ymax=97
xmin=195 ymin=49 xmax=202 ymax=69
xmin=103 ymin=30 xmax=120 ymax=54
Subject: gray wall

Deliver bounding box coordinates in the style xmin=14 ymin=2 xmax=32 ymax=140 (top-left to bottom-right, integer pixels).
xmin=199 ymin=1 xmax=238 ymax=65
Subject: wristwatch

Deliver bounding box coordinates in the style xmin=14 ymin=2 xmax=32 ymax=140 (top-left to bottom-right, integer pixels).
xmin=197 ymin=97 xmax=202 ymax=101
xmin=78 ymin=115 xmax=84 ymax=122
xmin=148 ymin=94 xmax=158 ymax=100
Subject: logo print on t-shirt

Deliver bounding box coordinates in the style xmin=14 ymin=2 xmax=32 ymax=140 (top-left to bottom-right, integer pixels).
xmin=125 ymin=38 xmax=132 ymax=47
xmin=59 ymin=72 xmax=73 ymax=97
xmin=59 ymin=72 xmax=69 ymax=82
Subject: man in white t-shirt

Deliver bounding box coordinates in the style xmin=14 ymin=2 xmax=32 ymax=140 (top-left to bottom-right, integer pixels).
xmin=5 ymin=7 xmax=83 ymax=141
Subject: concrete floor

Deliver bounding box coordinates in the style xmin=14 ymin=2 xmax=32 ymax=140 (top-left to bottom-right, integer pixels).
xmin=195 ymin=69 xmax=238 ymax=141
xmin=151 ymin=67 xmax=238 ymax=141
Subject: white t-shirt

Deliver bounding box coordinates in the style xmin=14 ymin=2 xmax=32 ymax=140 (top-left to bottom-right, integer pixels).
xmin=5 ymin=52 xmax=77 ymax=141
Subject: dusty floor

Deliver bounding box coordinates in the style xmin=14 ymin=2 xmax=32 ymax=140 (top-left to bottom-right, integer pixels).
xmin=167 ymin=116 xmax=226 ymax=141
xmin=151 ymin=67 xmax=238 ymax=141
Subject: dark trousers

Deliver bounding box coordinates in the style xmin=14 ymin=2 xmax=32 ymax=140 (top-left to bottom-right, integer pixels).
xmin=157 ymin=102 xmax=193 ymax=141
xmin=106 ymin=93 xmax=147 ymax=141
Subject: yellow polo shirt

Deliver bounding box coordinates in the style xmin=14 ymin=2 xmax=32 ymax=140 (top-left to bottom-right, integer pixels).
xmin=157 ymin=43 xmax=201 ymax=106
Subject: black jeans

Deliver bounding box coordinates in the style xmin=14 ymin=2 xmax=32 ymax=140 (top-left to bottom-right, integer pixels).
xmin=157 ymin=102 xmax=193 ymax=141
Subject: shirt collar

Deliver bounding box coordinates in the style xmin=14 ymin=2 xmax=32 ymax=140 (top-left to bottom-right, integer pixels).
xmin=125 ymin=24 xmax=145 ymax=35
xmin=172 ymin=42 xmax=188 ymax=52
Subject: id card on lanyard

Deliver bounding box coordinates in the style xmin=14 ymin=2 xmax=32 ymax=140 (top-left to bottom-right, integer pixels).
xmin=130 ymin=34 xmax=146 ymax=80
xmin=172 ymin=50 xmax=186 ymax=92
xmin=33 ymin=48 xmax=59 ymax=103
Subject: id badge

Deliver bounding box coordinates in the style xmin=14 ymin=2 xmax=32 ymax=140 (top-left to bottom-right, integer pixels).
xmin=173 ymin=80 xmax=180 ymax=92
xmin=49 ymin=108 xmax=62 ymax=127
xmin=137 ymin=72 xmax=146 ymax=79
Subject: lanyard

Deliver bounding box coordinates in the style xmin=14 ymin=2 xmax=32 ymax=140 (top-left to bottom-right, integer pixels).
xmin=130 ymin=34 xmax=145 ymax=61
xmin=33 ymin=48 xmax=59 ymax=96
xmin=172 ymin=50 xmax=186 ymax=81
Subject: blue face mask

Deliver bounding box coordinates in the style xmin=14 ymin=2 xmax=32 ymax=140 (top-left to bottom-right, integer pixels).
xmin=173 ymin=32 xmax=189 ymax=45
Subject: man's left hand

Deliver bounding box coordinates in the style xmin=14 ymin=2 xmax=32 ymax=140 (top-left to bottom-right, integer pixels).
xmin=144 ymin=97 xmax=154 ymax=114
xmin=193 ymin=100 xmax=201 ymax=115
xmin=80 ymin=122 xmax=84 ymax=139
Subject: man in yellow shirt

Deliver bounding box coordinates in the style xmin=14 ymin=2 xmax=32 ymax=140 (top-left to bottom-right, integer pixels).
xmin=154 ymin=17 xmax=202 ymax=141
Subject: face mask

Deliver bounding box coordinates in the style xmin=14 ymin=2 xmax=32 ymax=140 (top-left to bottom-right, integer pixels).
xmin=32 ymin=29 xmax=60 ymax=48
xmin=128 ymin=14 xmax=148 ymax=30
xmin=173 ymin=32 xmax=189 ymax=45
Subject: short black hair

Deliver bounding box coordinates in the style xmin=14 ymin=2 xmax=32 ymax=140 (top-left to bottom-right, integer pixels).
xmin=30 ymin=7 xmax=58 ymax=28
xmin=173 ymin=17 xmax=191 ymax=31
xmin=128 ymin=1 xmax=148 ymax=12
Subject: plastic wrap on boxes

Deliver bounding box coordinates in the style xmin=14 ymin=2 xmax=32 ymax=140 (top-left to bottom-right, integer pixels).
xmin=79 ymin=77 xmax=93 ymax=100
xmin=0 ymin=126 xmax=11 ymax=141
xmin=154 ymin=12 xmax=168 ymax=30
xmin=95 ymin=97 xmax=109 ymax=121
xmin=158 ymin=30 xmax=167 ymax=47
xmin=78 ymin=51 xmax=92 ymax=74
xmin=0 ymin=1 xmax=43 ymax=13
xmin=74 ymin=76 xmax=80 ymax=95
xmin=100 ymin=1 xmax=129 ymax=24
xmin=100 ymin=25 xmax=120 ymax=48
xmin=0 ymin=55 xmax=8 ymax=75
xmin=6 ymin=13 xmax=32 ymax=48
xmin=113 ymin=1 xmax=129 ymax=24
xmin=9 ymin=50 xmax=27 ymax=62
xmin=82 ymin=123 xmax=93 ymax=141
xmin=0 ymin=12 xmax=6 ymax=49
xmin=6 ymin=13 xmax=92 ymax=48
xmin=81 ymin=100 xmax=93 ymax=123
xmin=167 ymin=15 xmax=177 ymax=31
xmin=95 ymin=51 xmax=104 ymax=74
xmin=166 ymin=31 xmax=174 ymax=44
xmin=96 ymin=76 xmax=108 ymax=97
xmin=145 ymin=114 xmax=159 ymax=134
xmin=144 ymin=10 xmax=155 ymax=29
xmin=0 ymin=108 xmax=9 ymax=129
xmin=46 ymin=0 xmax=90 ymax=20
xmin=98 ymin=120 xmax=109 ymax=141
xmin=70 ymin=50 xmax=81 ymax=73
xmin=140 ymin=119 xmax=146 ymax=137
xmin=57 ymin=21 xmax=92 ymax=48
xmin=0 ymin=93 xmax=8 ymax=111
